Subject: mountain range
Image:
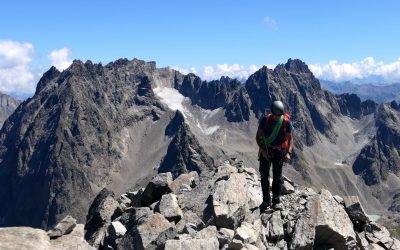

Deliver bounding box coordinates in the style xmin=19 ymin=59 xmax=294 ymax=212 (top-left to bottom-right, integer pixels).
xmin=320 ymin=80 xmax=400 ymax=104
xmin=0 ymin=58 xmax=399 ymax=236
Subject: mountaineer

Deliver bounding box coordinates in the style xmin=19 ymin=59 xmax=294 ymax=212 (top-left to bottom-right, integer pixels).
xmin=256 ymin=101 xmax=294 ymax=211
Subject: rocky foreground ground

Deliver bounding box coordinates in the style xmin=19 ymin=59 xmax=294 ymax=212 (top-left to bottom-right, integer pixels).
xmin=1 ymin=159 xmax=399 ymax=249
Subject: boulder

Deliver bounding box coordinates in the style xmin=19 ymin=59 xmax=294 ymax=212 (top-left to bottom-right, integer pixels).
xmin=126 ymin=188 xmax=144 ymax=207
xmin=140 ymin=172 xmax=173 ymax=206
xmin=171 ymin=171 xmax=199 ymax=194
xmin=365 ymin=223 xmax=398 ymax=249
xmin=165 ymin=238 xmax=219 ymax=250
xmin=212 ymin=173 xmax=248 ymax=229
xmin=344 ymin=196 xmax=370 ymax=228
xmin=107 ymin=221 xmax=127 ymax=247
xmin=49 ymin=224 xmax=95 ymax=250
xmin=368 ymin=243 xmax=386 ymax=250
xmin=118 ymin=213 xmax=176 ymax=249
xmin=84 ymin=188 xmax=119 ymax=248
xmin=291 ymin=190 xmax=357 ymax=249
xmin=195 ymin=225 xmax=217 ymax=240
xmin=0 ymin=227 xmax=52 ymax=250
xmin=176 ymin=211 xmax=205 ymax=233
xmin=156 ymin=193 xmax=183 ymax=223
xmin=47 ymin=215 xmax=77 ymax=239
xmin=182 ymin=223 xmax=198 ymax=237
xmin=269 ymin=211 xmax=284 ymax=241
xmin=217 ymin=228 xmax=235 ymax=247
xmin=118 ymin=194 xmax=132 ymax=207
xmin=281 ymin=180 xmax=295 ymax=195
xmin=234 ymin=222 xmax=257 ymax=245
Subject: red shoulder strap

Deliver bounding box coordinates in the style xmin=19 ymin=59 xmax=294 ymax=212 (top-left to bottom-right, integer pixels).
xmin=283 ymin=113 xmax=290 ymax=134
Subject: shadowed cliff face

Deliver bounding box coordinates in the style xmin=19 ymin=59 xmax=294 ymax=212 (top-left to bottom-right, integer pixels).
xmin=353 ymin=104 xmax=400 ymax=185
xmin=4 ymin=57 xmax=399 ymax=231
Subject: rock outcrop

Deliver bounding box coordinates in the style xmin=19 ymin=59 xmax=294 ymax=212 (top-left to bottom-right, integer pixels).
xmin=0 ymin=222 xmax=94 ymax=250
xmin=83 ymin=160 xmax=400 ymax=250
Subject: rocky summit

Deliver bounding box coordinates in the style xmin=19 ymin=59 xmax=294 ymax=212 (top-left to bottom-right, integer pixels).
xmin=1 ymin=159 xmax=398 ymax=249
xmin=0 ymin=58 xmax=400 ymax=243
xmin=84 ymin=160 xmax=400 ymax=249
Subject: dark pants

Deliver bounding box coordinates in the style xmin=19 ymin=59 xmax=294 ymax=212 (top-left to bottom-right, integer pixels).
xmin=259 ymin=148 xmax=284 ymax=204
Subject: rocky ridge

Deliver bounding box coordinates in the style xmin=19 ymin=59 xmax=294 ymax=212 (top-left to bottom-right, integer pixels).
xmin=81 ymin=160 xmax=399 ymax=250
xmin=0 ymin=91 xmax=20 ymax=127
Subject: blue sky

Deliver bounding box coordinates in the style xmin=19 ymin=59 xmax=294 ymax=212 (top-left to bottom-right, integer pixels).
xmin=1 ymin=0 xmax=400 ymax=96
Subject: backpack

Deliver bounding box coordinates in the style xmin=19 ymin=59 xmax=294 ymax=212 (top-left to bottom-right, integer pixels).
xmin=263 ymin=112 xmax=291 ymax=149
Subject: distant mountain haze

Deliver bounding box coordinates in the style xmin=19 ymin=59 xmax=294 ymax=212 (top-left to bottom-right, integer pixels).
xmin=0 ymin=58 xmax=399 ymax=232
xmin=320 ymin=79 xmax=400 ymax=104
xmin=0 ymin=92 xmax=20 ymax=127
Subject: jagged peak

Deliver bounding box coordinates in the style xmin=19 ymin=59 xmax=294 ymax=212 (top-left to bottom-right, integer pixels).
xmin=165 ymin=110 xmax=185 ymax=137
xmin=284 ymin=58 xmax=312 ymax=74
xmin=35 ymin=66 xmax=61 ymax=94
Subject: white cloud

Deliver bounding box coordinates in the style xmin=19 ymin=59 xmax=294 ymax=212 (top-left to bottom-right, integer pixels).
xmin=172 ymin=64 xmax=271 ymax=82
xmin=263 ymin=16 xmax=278 ymax=30
xmin=48 ymin=48 xmax=73 ymax=71
xmin=0 ymin=40 xmax=36 ymax=95
xmin=309 ymin=57 xmax=400 ymax=83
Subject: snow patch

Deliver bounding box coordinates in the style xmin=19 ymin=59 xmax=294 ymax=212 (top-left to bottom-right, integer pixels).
xmin=153 ymin=87 xmax=188 ymax=117
xmin=334 ymin=162 xmax=346 ymax=166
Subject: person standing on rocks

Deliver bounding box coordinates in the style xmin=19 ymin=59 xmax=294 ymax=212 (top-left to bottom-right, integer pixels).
xmin=256 ymin=101 xmax=294 ymax=211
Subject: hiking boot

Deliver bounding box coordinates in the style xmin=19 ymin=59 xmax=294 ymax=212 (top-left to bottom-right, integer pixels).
xmin=272 ymin=202 xmax=282 ymax=211
xmin=259 ymin=200 xmax=271 ymax=212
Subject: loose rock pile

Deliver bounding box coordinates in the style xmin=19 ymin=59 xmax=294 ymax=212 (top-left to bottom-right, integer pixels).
xmin=83 ymin=159 xmax=400 ymax=250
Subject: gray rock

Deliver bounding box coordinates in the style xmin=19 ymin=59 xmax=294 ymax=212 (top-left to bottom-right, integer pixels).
xmin=234 ymin=222 xmax=257 ymax=245
xmin=217 ymin=228 xmax=234 ymax=247
xmin=130 ymin=207 xmax=153 ymax=226
xmin=140 ymin=173 xmax=173 ymax=206
xmin=47 ymin=215 xmax=77 ymax=239
xmin=0 ymin=224 xmax=95 ymax=250
xmin=126 ymin=188 xmax=144 ymax=207
xmin=177 ymin=234 xmax=193 ymax=240
xmin=156 ymin=193 xmax=183 ymax=223
xmin=165 ymin=238 xmax=219 ymax=250
xmin=171 ymin=171 xmax=199 ymax=194
xmin=0 ymin=227 xmax=52 ymax=250
xmin=182 ymin=223 xmax=198 ymax=237
xmin=291 ymin=190 xmax=357 ymax=249
xmin=212 ymin=173 xmax=248 ymax=229
xmin=344 ymin=196 xmax=370 ymax=227
xmin=228 ymin=238 xmax=245 ymax=250
xmin=245 ymin=243 xmax=260 ymax=250
xmin=281 ymin=180 xmax=295 ymax=195
xmin=365 ymin=223 xmax=397 ymax=249
xmin=176 ymin=211 xmax=205 ymax=233
xmin=269 ymin=211 xmax=284 ymax=241
xmin=195 ymin=225 xmax=217 ymax=240
xmin=356 ymin=232 xmax=369 ymax=250
xmin=107 ymin=221 xmax=127 ymax=247
xmin=118 ymin=213 xmax=175 ymax=249
xmin=333 ymin=195 xmax=344 ymax=205
xmin=118 ymin=194 xmax=132 ymax=207
xmin=368 ymin=243 xmax=386 ymax=250
xmin=84 ymin=189 xmax=119 ymax=248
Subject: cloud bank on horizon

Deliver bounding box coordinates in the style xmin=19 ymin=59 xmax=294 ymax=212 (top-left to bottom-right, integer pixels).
xmin=0 ymin=40 xmax=73 ymax=97
xmin=1 ymin=39 xmax=400 ymax=97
